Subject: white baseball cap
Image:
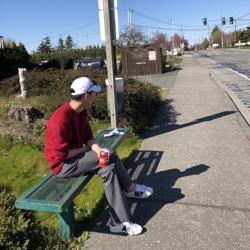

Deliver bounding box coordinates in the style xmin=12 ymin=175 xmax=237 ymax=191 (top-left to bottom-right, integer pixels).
xmin=70 ymin=77 xmax=101 ymax=96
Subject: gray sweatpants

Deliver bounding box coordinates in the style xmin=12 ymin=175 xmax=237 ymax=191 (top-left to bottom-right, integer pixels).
xmin=57 ymin=150 xmax=133 ymax=225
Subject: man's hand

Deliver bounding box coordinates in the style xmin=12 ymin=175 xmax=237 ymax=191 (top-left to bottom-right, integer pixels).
xmin=87 ymin=139 xmax=110 ymax=159
xmin=87 ymin=139 xmax=102 ymax=156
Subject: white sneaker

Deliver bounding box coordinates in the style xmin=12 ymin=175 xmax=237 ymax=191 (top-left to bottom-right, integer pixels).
xmin=125 ymin=184 xmax=153 ymax=199
xmin=109 ymin=221 xmax=143 ymax=235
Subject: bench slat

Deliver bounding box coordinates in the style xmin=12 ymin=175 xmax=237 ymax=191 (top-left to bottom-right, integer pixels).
xmin=16 ymin=175 xmax=93 ymax=213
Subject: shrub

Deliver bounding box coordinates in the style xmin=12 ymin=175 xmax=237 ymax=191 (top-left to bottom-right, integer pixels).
xmin=0 ymin=186 xmax=62 ymax=249
xmin=0 ymin=69 xmax=163 ymax=135
xmin=58 ymin=57 xmax=74 ymax=69
xmin=123 ymin=78 xmax=162 ymax=133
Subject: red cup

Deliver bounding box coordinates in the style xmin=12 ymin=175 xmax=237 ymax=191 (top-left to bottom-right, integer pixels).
xmin=99 ymin=149 xmax=110 ymax=167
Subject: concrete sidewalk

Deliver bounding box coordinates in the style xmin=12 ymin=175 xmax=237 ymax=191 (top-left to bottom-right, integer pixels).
xmin=84 ymin=54 xmax=250 ymax=250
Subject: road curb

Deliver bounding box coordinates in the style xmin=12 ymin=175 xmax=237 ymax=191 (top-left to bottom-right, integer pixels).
xmin=209 ymin=71 xmax=250 ymax=126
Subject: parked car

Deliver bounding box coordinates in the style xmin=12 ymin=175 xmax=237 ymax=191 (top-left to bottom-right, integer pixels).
xmin=74 ymin=57 xmax=104 ymax=71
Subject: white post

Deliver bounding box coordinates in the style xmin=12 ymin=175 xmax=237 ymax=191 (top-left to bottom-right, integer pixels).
xmin=17 ymin=68 xmax=28 ymax=98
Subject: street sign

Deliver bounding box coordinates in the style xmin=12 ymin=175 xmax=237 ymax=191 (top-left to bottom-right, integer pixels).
xmin=148 ymin=51 xmax=156 ymax=61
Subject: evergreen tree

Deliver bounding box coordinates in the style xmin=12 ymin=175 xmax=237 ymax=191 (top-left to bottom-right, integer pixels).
xmin=57 ymin=38 xmax=64 ymax=51
xmin=65 ymin=35 xmax=74 ymax=50
xmin=37 ymin=36 xmax=52 ymax=53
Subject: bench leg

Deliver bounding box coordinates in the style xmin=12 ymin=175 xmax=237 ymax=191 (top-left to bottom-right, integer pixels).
xmin=58 ymin=203 xmax=75 ymax=241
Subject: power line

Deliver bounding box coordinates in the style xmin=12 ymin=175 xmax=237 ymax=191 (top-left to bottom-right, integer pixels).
xmin=133 ymin=23 xmax=207 ymax=31
xmin=24 ymin=21 xmax=99 ymax=45
xmin=131 ymin=8 xmax=204 ymax=28
xmin=131 ymin=9 xmax=172 ymax=25
xmin=237 ymin=12 xmax=250 ymax=19
xmin=235 ymin=21 xmax=250 ymax=27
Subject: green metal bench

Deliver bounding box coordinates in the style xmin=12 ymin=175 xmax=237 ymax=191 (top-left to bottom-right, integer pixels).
xmin=15 ymin=127 xmax=130 ymax=241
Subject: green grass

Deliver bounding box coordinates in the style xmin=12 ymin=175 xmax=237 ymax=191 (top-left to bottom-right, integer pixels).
xmin=165 ymin=56 xmax=183 ymax=71
xmin=0 ymin=140 xmax=48 ymax=197
xmin=173 ymin=57 xmax=183 ymax=65
xmin=0 ymin=120 xmax=142 ymax=244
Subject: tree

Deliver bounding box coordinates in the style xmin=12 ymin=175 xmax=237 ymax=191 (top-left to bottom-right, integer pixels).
xmin=239 ymin=29 xmax=250 ymax=42
xmin=37 ymin=36 xmax=52 ymax=53
xmin=172 ymin=33 xmax=183 ymax=48
xmin=118 ymin=27 xmax=148 ymax=46
xmin=3 ymin=38 xmax=16 ymax=48
xmin=223 ymin=32 xmax=235 ymax=46
xmin=151 ymin=32 xmax=169 ymax=50
xmin=18 ymin=43 xmax=30 ymax=63
xmin=65 ymin=35 xmax=74 ymax=50
xmin=151 ymin=32 xmax=168 ymax=45
xmin=0 ymin=42 xmax=30 ymax=79
xmin=211 ymin=26 xmax=222 ymax=45
xmin=201 ymin=38 xmax=209 ymax=49
xmin=57 ymin=38 xmax=64 ymax=51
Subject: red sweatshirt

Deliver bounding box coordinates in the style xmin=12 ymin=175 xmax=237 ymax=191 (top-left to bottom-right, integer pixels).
xmin=44 ymin=103 xmax=93 ymax=174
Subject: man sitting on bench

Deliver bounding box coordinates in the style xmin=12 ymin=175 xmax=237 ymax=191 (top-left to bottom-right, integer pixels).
xmin=44 ymin=77 xmax=153 ymax=236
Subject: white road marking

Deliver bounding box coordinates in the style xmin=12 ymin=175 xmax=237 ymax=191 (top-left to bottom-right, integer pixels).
xmin=227 ymin=68 xmax=250 ymax=81
xmin=205 ymin=58 xmax=217 ymax=64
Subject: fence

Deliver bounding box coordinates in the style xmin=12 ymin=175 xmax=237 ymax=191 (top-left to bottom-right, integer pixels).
xmin=121 ymin=45 xmax=162 ymax=76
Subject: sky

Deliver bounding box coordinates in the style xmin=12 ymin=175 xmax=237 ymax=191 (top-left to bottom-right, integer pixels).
xmin=1 ymin=0 xmax=250 ymax=53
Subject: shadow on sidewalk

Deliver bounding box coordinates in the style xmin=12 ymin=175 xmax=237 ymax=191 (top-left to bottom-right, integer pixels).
xmin=87 ymin=150 xmax=210 ymax=235
xmin=144 ymin=99 xmax=236 ymax=138
xmin=127 ymin=150 xmax=210 ymax=227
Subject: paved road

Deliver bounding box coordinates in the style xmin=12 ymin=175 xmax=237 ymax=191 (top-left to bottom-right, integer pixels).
xmin=193 ymin=50 xmax=250 ymax=125
xmin=84 ymin=54 xmax=250 ymax=250
xmin=196 ymin=49 xmax=250 ymax=78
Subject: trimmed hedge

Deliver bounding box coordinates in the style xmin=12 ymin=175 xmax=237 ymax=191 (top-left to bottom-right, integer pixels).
xmin=0 ymin=45 xmax=30 ymax=80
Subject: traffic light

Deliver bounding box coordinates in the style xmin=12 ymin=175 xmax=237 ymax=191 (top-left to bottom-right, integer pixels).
xmin=221 ymin=17 xmax=226 ymax=25
xmin=229 ymin=16 xmax=234 ymax=24
xmin=203 ymin=18 xmax=207 ymax=25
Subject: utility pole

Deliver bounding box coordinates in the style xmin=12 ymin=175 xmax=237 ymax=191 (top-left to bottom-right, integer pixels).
xmin=207 ymin=27 xmax=210 ymax=47
xmin=221 ymin=25 xmax=224 ymax=48
xmin=234 ymin=18 xmax=237 ymax=47
xmin=127 ymin=7 xmax=132 ymax=44
xmin=103 ymin=0 xmax=118 ymax=128
xmin=171 ymin=20 xmax=174 ymax=50
xmin=128 ymin=7 xmax=131 ymax=34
